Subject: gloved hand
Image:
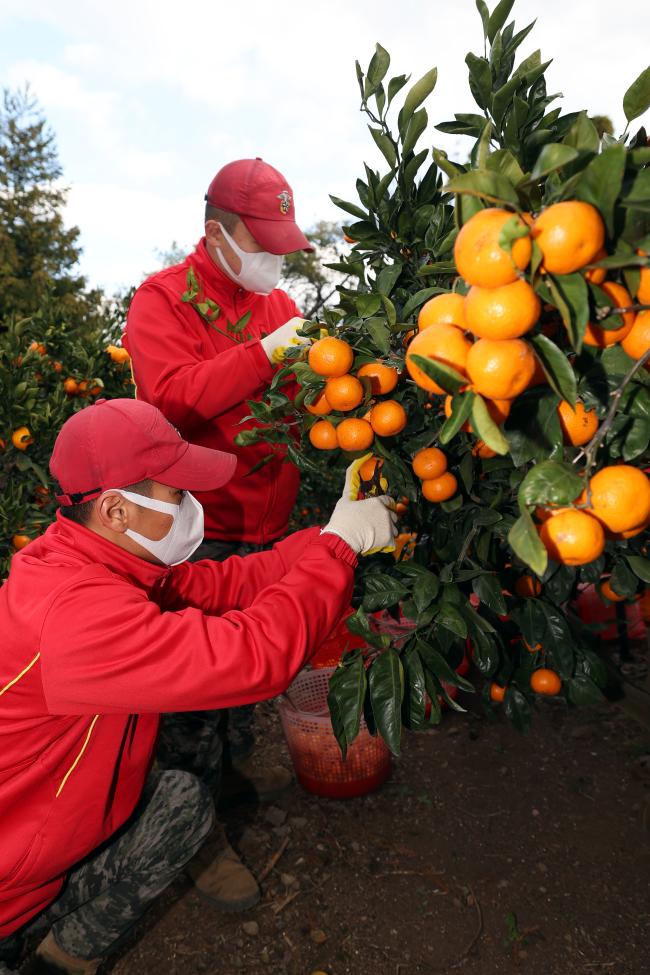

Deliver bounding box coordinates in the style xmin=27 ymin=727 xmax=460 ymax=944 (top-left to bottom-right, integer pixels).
xmin=321 ymin=454 xmax=399 ymax=556
xmin=260 ymin=317 xmax=309 ymax=364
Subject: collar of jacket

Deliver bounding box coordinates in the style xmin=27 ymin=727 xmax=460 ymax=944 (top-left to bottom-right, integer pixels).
xmin=190 ymin=237 xmax=260 ymax=306
xmin=51 ymin=509 xmax=172 ymax=593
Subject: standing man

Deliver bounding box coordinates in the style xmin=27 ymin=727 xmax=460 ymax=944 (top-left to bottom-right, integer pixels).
xmin=124 ymin=158 xmax=315 ymax=909
xmin=0 ymin=398 xmax=397 ymax=975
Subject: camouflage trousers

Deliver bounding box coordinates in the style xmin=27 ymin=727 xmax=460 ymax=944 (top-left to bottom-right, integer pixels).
xmin=156 ymin=538 xmax=274 ymax=794
xmin=0 ymin=769 xmax=214 ymax=969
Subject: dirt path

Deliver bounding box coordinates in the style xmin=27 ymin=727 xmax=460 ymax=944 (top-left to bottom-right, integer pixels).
xmin=111 ymin=698 xmax=650 ymax=975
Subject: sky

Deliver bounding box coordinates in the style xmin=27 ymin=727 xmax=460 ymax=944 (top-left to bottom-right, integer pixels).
xmin=1 ymin=0 xmax=649 ymax=294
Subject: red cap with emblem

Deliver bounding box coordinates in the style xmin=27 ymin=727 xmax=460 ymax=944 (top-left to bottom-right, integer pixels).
xmin=50 ymin=398 xmax=237 ymax=505
xmin=205 ymin=158 xmax=313 ymax=255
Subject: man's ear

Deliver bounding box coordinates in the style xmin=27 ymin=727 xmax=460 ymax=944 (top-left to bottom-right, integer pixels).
xmin=205 ymin=220 xmax=224 ymax=250
xmin=96 ymin=491 xmax=129 ymax=534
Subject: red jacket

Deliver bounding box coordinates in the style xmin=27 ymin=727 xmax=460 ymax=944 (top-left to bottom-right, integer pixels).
xmin=124 ymin=240 xmax=302 ymax=543
xmin=0 ymin=513 xmax=355 ymax=936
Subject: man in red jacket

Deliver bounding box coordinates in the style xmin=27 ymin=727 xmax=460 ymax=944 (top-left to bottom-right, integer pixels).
xmin=0 ymin=398 xmax=396 ymax=974
xmin=124 ymin=158 xmax=316 ymax=906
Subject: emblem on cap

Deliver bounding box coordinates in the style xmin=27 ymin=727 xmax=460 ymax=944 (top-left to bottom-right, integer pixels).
xmin=277 ymin=190 xmax=291 ymax=215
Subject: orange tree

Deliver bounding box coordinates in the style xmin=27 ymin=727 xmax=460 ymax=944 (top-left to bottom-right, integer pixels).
xmin=0 ymin=298 xmax=134 ymax=577
xmin=240 ymin=0 xmax=650 ymax=754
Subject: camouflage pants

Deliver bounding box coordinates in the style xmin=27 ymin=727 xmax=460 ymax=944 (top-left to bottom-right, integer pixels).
xmin=157 ymin=538 xmax=274 ymax=794
xmin=0 ymin=768 xmax=213 ymax=969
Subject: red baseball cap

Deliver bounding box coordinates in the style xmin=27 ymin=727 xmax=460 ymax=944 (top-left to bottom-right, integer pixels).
xmin=205 ymin=158 xmax=313 ymax=255
xmin=50 ymin=398 xmax=237 ymax=505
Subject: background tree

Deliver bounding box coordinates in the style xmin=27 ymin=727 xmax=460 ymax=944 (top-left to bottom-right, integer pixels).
xmin=0 ymin=87 xmax=103 ymax=330
xmin=280 ymin=220 xmax=351 ymax=318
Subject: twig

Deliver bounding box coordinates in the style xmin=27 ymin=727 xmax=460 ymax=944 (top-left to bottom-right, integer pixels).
xmin=595 ymin=302 xmax=650 ymax=319
xmin=432 ymin=885 xmax=484 ymax=972
xmin=272 ymin=888 xmax=302 ymax=915
xmin=456 ymin=526 xmax=479 ymax=567
xmin=257 ymin=835 xmax=289 ymax=884
xmin=576 ymin=346 xmax=650 ymax=477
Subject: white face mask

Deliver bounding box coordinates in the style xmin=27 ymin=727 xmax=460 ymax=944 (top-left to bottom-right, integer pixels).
xmin=108 ymin=489 xmax=204 ymax=565
xmin=215 ymin=223 xmax=283 ymax=295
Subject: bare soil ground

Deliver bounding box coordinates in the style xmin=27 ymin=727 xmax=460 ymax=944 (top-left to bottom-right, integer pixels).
xmin=110 ymin=688 xmax=650 ymax=975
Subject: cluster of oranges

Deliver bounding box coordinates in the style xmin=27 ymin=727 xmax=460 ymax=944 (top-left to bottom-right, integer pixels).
xmin=306 ymin=336 xmax=406 ymax=452
xmin=536 ymin=464 xmax=650 ymax=566
xmin=411 ymin=446 xmax=457 ymax=502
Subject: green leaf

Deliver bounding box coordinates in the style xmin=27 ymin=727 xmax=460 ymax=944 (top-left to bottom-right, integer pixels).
xmin=610 ymin=560 xmax=638 ymax=597
xmin=366 ymin=42 xmax=391 ymax=94
xmin=626 ymin=555 xmax=650 ymax=584
xmin=375 ymin=263 xmax=403 ymax=297
xmin=412 ymin=570 xmax=440 ymax=613
xmin=475 ymin=0 xmax=490 ymax=38
xmin=529 ymin=334 xmax=577 ymax=404
xmin=387 ymin=73 xmax=410 ymax=107
xmin=286 ymin=443 xmax=326 ymax=476
xmin=327 ymin=680 xmax=349 ymax=759
xmin=488 ymin=0 xmax=515 ymax=42
xmin=439 ymin=390 xmax=475 ymax=444
xmin=417 ymin=640 xmax=473 ymax=692
xmin=369 ymin=126 xmax=397 ymax=168
xmin=623 ymin=65 xmax=650 ymax=123
xmin=329 ymin=195 xmax=368 ymax=221
xmin=362 ymin=574 xmax=409 ymax=612
xmin=435 ymin=603 xmax=468 ymax=640
xmin=400 ymin=66 xmax=438 ymax=125
xmin=575 ymin=144 xmax=626 ymax=236
xmin=466 ymin=52 xmax=492 ymax=111
xmin=562 ymin=112 xmax=599 ymax=152
xmin=409 ymin=354 xmax=466 ymax=394
xmin=327 ymin=655 xmax=367 ymax=751
xmin=529 ymin=143 xmax=579 ymax=180
xmin=355 ymin=293 xmax=382 ymax=318
xmin=472 ymin=574 xmax=507 ymax=616
xmin=471 ymin=395 xmax=510 ymax=455
xmin=566 ymin=675 xmax=604 ymax=706
xmin=444 ymin=170 xmax=520 ymax=207
xmin=365 ymin=317 xmax=391 ymax=356
xmin=402 ymin=107 xmax=428 ymax=156
xmin=518 ymin=460 xmax=583 ymax=507
xmin=537 ymin=603 xmax=575 ymax=678
xmin=508 ymin=510 xmax=548 ymax=575
xmin=401 ymin=645 xmax=428 ymax=730
xmin=546 ymin=273 xmax=590 ymax=350
xmin=368 ymin=649 xmax=404 ymax=756
xmin=505 ymin=389 xmax=565 ymax=466
xmin=504 ymin=685 xmax=532 ymax=733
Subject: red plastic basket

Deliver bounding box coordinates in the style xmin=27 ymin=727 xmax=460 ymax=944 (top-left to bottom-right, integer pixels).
xmin=277 ymin=667 xmax=391 ymax=799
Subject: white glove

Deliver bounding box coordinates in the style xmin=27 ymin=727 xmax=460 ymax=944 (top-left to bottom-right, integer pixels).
xmin=260 ymin=317 xmax=309 ymax=364
xmin=321 ymin=455 xmax=399 ymax=556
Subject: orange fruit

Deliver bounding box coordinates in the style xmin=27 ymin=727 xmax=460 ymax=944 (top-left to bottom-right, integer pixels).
xmin=637 ymin=265 xmax=650 ymax=304
xmin=586 ymin=465 xmax=650 ymax=534
xmin=584 ymin=247 xmax=607 ymax=285
xmin=454 ymin=208 xmax=532 ymax=287
xmin=599 ymin=578 xmax=626 ymax=602
xmin=532 ymin=201 xmax=605 ymax=274
xmin=405 ymin=324 xmax=472 ymax=394
xmin=325 ymin=374 xmax=364 ymax=411
xmin=52 ymin=360 xmax=63 ymax=373
xmin=12 ymin=533 xmax=32 ymax=551
xmin=490 ymin=682 xmax=507 ymax=702
xmin=466 ymin=338 xmax=536 ymax=400
xmin=369 ymin=400 xmax=407 ymax=437
xmin=106 ymin=345 xmax=131 ymax=364
xmin=308 ymin=337 xmax=354 ymax=377
xmin=557 ymin=400 xmax=599 ymax=446
xmin=336 ymin=418 xmax=374 ymax=452
xmin=464 ymin=279 xmax=540 ymax=340
xmin=621 ymin=310 xmax=650 ymax=365
xmin=305 ymin=390 xmax=332 ymax=416
xmin=359 ymin=457 xmax=383 ymax=482
xmin=412 ymin=447 xmax=447 ymax=480
xmin=421 ymin=472 xmax=457 ymax=502
xmin=309 ymin=420 xmax=337 ymax=450
xmin=357 ymin=361 xmax=398 ymax=394
xmin=534 ymin=505 xmax=562 ymax=522
xmin=583 ymin=281 xmax=636 ymax=347
xmin=394 ymin=532 xmax=417 ymax=561
xmin=11 ymin=426 xmax=33 ymax=450
xmin=515 ymin=576 xmax=542 ymax=597
xmin=77 ymin=380 xmax=90 ymax=397
xmin=539 ymin=509 xmax=605 ymax=565
xmin=63 ymin=377 xmax=79 ymax=394
xmin=418 ymin=292 xmax=467 ymax=332
xmin=472 ymin=440 xmax=497 ymax=458
xmin=34 ymin=485 xmax=50 ymax=508
xmin=530 ymin=669 xmax=562 ymax=696
xmin=395 ymin=496 xmax=409 ymax=515
xmin=527 ymin=355 xmax=547 ymax=388
xmin=28 ymin=341 xmax=47 ymax=356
